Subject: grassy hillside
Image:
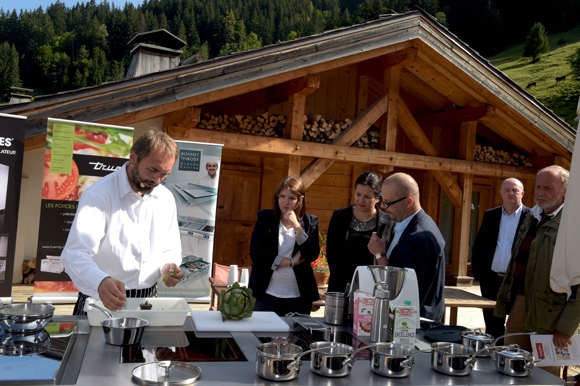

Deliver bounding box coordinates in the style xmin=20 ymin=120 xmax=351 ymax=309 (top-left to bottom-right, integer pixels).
xmin=488 ymin=26 xmax=580 ymax=129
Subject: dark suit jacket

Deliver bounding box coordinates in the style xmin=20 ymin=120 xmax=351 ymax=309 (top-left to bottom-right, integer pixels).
xmin=388 ymin=209 xmax=446 ymax=321
xmin=471 ymin=205 xmax=530 ymax=299
xmin=248 ymin=209 xmax=320 ymax=303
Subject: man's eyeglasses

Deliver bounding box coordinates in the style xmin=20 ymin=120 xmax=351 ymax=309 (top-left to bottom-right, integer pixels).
xmin=379 ymin=196 xmax=407 ymax=208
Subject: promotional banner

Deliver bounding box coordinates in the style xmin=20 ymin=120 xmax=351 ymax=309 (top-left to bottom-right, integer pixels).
xmin=32 ymin=118 xmax=134 ymax=303
xmin=0 ymin=113 xmax=26 ymax=302
xmin=158 ymin=140 xmax=223 ymax=300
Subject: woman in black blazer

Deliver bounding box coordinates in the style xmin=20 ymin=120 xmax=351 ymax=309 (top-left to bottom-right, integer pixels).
xmin=326 ymin=172 xmax=387 ymax=293
xmin=248 ymin=176 xmax=320 ymax=316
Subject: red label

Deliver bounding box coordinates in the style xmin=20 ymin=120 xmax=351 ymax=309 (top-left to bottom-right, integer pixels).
xmin=362 ymin=299 xmax=374 ymax=306
xmin=399 ymin=309 xmax=415 ymax=316
xmin=535 ymin=343 xmax=545 ymax=359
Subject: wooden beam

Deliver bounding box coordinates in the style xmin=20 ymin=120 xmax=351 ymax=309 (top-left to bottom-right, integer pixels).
xmin=260 ymin=157 xmax=276 ymax=210
xmin=414 ymin=105 xmax=492 ymax=126
xmin=480 ymin=114 xmax=549 ymax=156
xmin=162 ymin=107 xmax=201 ymax=129
xmin=380 ymin=66 xmax=401 ymax=173
xmin=168 ymin=127 xmax=539 ymax=180
xmin=451 ymin=121 xmax=477 ymax=278
xmin=284 ymin=155 xmax=302 ymax=177
xmin=357 ymin=76 xmax=369 ymax=117
xmin=400 ymin=70 xmax=451 ymax=111
xmin=24 ymin=134 xmax=47 ymax=152
xmin=269 ymin=74 xmax=321 ymax=102
xmin=301 ymin=92 xmax=390 ymax=187
xmin=98 ymin=96 xmax=199 ymax=127
xmin=554 ymin=156 xmax=571 ymax=171
xmin=396 ymin=99 xmax=463 ymax=207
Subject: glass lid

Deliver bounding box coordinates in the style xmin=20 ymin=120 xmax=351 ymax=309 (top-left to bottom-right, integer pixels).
xmin=132 ymin=361 xmax=201 ymax=385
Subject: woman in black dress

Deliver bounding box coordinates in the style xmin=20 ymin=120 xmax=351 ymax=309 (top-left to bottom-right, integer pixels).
xmin=326 ymin=172 xmax=389 ymax=293
xmin=248 ymin=176 xmax=320 ymax=316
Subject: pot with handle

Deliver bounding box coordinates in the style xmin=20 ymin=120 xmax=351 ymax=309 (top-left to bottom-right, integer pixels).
xmin=461 ymin=330 xmax=538 ymax=358
xmin=370 ymin=344 xmax=434 ymax=378
xmin=493 ymin=344 xmax=543 ymax=377
xmin=88 ymin=303 xmax=149 ymax=346
xmin=309 ymin=342 xmax=389 ymax=377
xmin=0 ymin=303 xmax=55 ymax=333
xmin=430 ymin=342 xmax=498 ymax=376
xmin=255 ymin=342 xmax=339 ymax=381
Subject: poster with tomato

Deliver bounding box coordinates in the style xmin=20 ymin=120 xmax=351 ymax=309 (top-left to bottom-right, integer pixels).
xmin=0 ymin=114 xmax=25 ymax=301
xmin=33 ymin=119 xmax=133 ymax=302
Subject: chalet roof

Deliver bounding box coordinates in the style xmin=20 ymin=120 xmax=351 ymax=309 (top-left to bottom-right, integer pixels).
xmin=1 ymin=8 xmax=574 ymax=157
xmin=127 ymin=29 xmax=186 ymax=50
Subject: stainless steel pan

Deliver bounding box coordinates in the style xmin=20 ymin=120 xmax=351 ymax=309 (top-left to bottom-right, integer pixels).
xmin=0 ymin=303 xmax=55 ymax=333
xmin=89 ymin=303 xmax=148 ymax=346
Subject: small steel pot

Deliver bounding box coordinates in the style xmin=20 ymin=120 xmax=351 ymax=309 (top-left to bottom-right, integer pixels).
xmin=89 ymin=303 xmax=149 ymax=346
xmin=493 ymin=344 xmax=542 ymax=377
xmin=256 ymin=342 xmax=338 ymax=381
xmin=370 ymin=343 xmax=434 ymax=378
xmin=0 ymin=329 xmax=51 ymax=356
xmin=461 ymin=328 xmax=494 ymax=357
xmin=0 ymin=303 xmax=55 ymax=333
xmin=430 ymin=342 xmax=488 ymax=376
xmin=461 ymin=330 xmax=538 ymax=358
xmin=308 ymin=342 xmax=387 ymax=377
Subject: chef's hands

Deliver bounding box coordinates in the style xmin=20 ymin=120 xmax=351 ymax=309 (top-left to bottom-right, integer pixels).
xmin=292 ymin=251 xmax=304 ymax=266
xmin=161 ymin=263 xmax=184 ymax=287
xmin=553 ymin=330 xmax=572 ymax=348
xmin=98 ymin=277 xmax=127 ymax=311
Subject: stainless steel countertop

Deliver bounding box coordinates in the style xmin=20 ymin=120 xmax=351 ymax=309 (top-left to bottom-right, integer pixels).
xmin=50 ymin=315 xmax=564 ymax=386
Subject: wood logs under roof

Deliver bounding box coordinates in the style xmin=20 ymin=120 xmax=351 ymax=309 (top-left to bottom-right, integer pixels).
xmin=474 ymin=144 xmax=533 ymax=167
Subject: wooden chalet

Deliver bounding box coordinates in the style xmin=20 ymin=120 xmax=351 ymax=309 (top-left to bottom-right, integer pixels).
xmin=1 ymin=9 xmax=575 ymax=285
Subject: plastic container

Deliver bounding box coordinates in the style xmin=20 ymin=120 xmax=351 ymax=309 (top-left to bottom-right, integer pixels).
xmin=85 ymin=298 xmax=190 ymax=327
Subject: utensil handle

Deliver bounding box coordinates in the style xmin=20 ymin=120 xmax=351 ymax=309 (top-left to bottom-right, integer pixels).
xmin=342 ymin=342 xmax=390 ymax=367
xmin=492 ymin=332 xmax=537 ymax=346
xmin=88 ymin=303 xmax=113 ymax=319
xmin=287 ymin=344 xmax=340 ymax=370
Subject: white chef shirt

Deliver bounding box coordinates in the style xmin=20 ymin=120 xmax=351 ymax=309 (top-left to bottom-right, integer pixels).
xmin=491 ymin=205 xmax=523 ymax=274
xmin=197 ymin=174 xmax=218 ymax=188
xmin=60 ymin=163 xmax=181 ymax=300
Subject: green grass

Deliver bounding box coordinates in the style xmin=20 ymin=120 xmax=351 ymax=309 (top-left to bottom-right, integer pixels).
xmin=487 ymin=26 xmax=580 ymax=129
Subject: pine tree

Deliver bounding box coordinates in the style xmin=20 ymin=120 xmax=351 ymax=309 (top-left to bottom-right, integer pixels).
xmin=522 ymin=22 xmax=550 ymax=62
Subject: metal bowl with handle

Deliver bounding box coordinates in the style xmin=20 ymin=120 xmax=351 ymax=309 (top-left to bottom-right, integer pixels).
xmin=430 ymin=342 xmax=495 ymax=376
xmin=88 ymin=303 xmax=149 ymax=346
xmin=309 ymin=342 xmax=389 ymax=377
xmin=255 ymin=342 xmax=339 ymax=381
xmin=370 ymin=343 xmax=434 ymax=378
xmin=0 ymin=303 xmax=55 ymax=333
xmin=493 ymin=344 xmax=542 ymax=377
xmin=461 ymin=330 xmax=538 ymax=358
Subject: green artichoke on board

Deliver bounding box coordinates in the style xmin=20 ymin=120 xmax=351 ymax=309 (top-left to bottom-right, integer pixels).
xmin=217 ymin=282 xmax=256 ymax=320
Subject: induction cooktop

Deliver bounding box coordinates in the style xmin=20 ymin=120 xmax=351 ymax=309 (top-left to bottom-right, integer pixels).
xmin=120 ymin=330 xmax=247 ymax=363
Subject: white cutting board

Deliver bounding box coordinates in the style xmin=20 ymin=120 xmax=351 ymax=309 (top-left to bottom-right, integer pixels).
xmin=191 ymin=311 xmax=290 ymax=332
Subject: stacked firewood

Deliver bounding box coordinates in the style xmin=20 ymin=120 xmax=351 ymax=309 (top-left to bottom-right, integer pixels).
xmin=197 ymin=113 xmax=286 ymax=137
xmin=22 ymin=258 xmax=36 ymax=284
xmin=196 ymin=113 xmax=381 ymax=149
xmin=474 ymin=144 xmax=533 ymax=167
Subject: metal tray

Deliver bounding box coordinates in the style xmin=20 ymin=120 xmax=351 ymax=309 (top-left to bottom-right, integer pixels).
xmin=285 ymin=312 xmax=330 ymax=334
xmin=132 ymin=361 xmax=201 ymax=385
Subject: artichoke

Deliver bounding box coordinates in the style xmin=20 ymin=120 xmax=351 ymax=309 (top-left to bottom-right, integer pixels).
xmin=217 ymin=282 xmax=256 ymax=320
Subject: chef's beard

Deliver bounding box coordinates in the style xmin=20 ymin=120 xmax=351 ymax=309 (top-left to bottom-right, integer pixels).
xmin=130 ymin=166 xmax=158 ymax=195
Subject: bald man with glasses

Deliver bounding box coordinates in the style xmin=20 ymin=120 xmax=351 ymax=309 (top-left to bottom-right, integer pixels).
xmin=368 ymin=173 xmax=446 ymax=321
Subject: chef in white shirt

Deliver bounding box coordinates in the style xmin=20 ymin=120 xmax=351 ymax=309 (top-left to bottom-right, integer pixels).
xmin=61 ymin=130 xmax=184 ymax=314
xmin=196 ymin=161 xmax=219 ymax=188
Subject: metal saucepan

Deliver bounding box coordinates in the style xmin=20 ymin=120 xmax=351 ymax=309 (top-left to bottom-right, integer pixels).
xmin=308 ymin=342 xmax=390 ymax=377
xmin=461 ymin=330 xmax=538 ymax=358
xmin=88 ymin=303 xmax=149 ymax=346
xmin=370 ymin=343 xmax=434 ymax=378
xmin=430 ymin=342 xmax=498 ymax=376
xmin=0 ymin=303 xmax=55 ymax=333
xmin=493 ymin=344 xmax=542 ymax=377
xmin=0 ymin=329 xmax=51 ymax=356
xmin=255 ymin=342 xmax=338 ymax=381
